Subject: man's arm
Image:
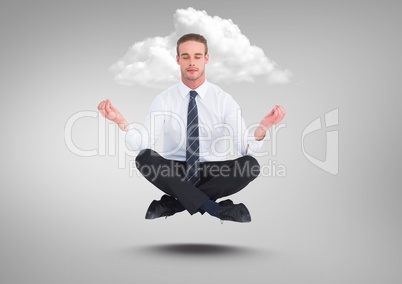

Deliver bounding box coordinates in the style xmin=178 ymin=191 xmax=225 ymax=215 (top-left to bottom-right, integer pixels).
xmin=226 ymin=103 xmax=285 ymax=156
xmin=98 ymin=96 xmax=166 ymax=153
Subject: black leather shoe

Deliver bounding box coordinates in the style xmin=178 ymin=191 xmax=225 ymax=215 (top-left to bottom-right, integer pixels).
xmin=218 ymin=199 xmax=234 ymax=207
xmin=218 ymin=202 xmax=251 ymax=223
xmin=145 ymin=195 xmax=177 ymax=220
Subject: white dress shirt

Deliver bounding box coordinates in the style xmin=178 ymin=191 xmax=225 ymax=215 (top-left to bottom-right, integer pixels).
xmin=125 ymin=80 xmax=264 ymax=162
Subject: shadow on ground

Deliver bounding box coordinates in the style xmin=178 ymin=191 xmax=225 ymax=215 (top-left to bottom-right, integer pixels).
xmin=124 ymin=243 xmax=271 ymax=257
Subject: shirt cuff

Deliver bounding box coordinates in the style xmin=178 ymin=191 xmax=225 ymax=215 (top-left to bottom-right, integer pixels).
xmin=121 ymin=126 xmax=149 ymax=154
xmin=245 ymin=135 xmax=264 ymax=156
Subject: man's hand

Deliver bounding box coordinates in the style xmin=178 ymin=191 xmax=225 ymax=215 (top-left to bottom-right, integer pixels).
xmin=97 ymin=99 xmax=129 ymax=131
xmin=254 ymin=105 xmax=286 ymax=141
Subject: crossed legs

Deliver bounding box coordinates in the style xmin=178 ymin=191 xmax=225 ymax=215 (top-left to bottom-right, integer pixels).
xmin=135 ymin=149 xmax=260 ymax=216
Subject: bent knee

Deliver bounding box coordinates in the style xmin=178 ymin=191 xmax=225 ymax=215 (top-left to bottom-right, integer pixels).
xmin=242 ymin=155 xmax=259 ymax=166
xmin=249 ymin=158 xmax=260 ymax=178
xmin=135 ymin=148 xmax=155 ymax=168
xmin=238 ymin=155 xmax=260 ymax=179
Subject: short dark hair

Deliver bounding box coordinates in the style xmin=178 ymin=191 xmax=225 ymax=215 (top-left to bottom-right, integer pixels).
xmin=176 ymin=33 xmax=208 ymax=55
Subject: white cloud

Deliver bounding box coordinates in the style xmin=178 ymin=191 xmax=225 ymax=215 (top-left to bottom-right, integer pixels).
xmin=110 ymin=7 xmax=291 ymax=88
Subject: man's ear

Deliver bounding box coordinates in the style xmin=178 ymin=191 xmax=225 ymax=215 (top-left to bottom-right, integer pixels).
xmin=176 ymin=55 xmax=180 ymax=65
xmin=205 ymin=54 xmax=209 ymax=64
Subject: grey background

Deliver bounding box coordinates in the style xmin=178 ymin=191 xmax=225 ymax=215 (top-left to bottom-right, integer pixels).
xmin=1 ymin=0 xmax=401 ymax=283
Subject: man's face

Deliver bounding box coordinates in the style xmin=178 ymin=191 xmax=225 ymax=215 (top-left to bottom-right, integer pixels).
xmin=176 ymin=40 xmax=209 ymax=83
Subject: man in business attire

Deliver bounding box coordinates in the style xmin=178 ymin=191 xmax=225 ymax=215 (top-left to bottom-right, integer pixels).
xmin=98 ymin=33 xmax=285 ymax=222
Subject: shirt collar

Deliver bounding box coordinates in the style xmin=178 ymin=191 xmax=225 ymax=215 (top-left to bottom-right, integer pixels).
xmin=179 ymin=80 xmax=208 ymax=100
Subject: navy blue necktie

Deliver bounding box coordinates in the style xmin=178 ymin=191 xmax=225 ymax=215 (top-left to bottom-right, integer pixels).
xmin=186 ymin=90 xmax=200 ymax=185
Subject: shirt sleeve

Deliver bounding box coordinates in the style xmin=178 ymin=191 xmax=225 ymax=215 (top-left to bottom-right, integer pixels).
xmin=123 ymin=95 xmax=166 ymax=154
xmin=224 ymin=97 xmax=264 ymax=156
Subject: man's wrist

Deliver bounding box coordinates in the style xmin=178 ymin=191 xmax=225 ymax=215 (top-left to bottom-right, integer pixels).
xmin=118 ymin=121 xmax=130 ymax=131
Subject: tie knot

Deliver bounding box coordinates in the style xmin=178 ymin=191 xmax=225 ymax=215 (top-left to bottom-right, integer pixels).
xmin=190 ymin=90 xmax=198 ymax=99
